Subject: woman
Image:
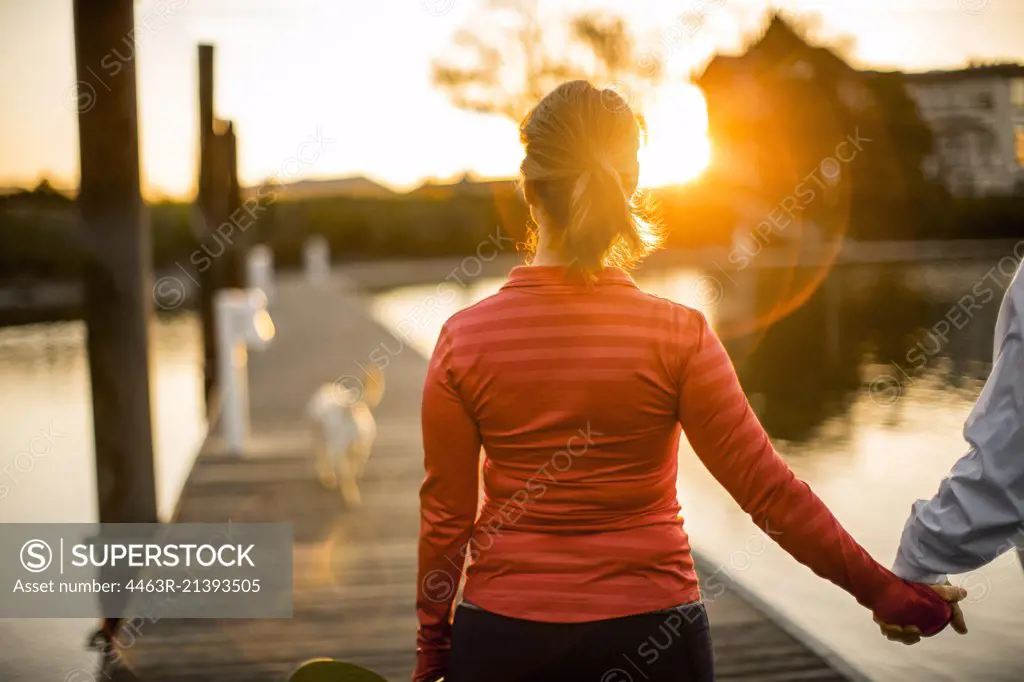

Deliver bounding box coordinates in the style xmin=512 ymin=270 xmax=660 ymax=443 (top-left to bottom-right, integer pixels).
xmin=415 ymin=80 xmax=953 ymax=682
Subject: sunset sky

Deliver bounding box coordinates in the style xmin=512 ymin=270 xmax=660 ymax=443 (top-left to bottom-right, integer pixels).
xmin=1 ymin=0 xmax=1023 ymax=198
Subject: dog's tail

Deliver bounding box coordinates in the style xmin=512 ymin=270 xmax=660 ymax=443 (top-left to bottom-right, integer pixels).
xmin=361 ymin=365 xmax=385 ymax=408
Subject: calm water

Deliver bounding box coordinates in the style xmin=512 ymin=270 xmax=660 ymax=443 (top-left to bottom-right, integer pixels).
xmin=0 ymin=315 xmax=205 ymax=680
xmin=371 ymin=261 xmax=1024 ymax=682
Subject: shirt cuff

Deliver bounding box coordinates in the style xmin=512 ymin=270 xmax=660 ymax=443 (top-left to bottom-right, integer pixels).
xmin=413 ymin=648 xmax=449 ymax=682
xmin=891 ymin=550 xmax=948 ymax=585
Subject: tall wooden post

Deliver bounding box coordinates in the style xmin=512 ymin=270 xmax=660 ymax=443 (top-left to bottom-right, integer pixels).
xmin=198 ymin=45 xmax=214 ymax=165
xmin=197 ymin=44 xmax=219 ymax=404
xmin=196 ymin=44 xmax=247 ymax=405
xmin=223 ymin=121 xmax=246 ymax=289
xmin=73 ymin=0 xmax=158 ymax=523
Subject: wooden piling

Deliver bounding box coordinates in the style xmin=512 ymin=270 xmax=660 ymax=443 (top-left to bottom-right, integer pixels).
xmin=72 ymin=0 xmax=158 ymax=523
xmin=196 ymin=45 xmax=247 ymax=405
xmin=197 ymin=44 xmax=218 ymax=404
xmin=223 ymin=121 xmax=247 ymax=289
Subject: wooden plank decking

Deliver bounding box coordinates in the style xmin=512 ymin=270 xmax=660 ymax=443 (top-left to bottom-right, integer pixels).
xmin=122 ymin=272 xmax=861 ymax=681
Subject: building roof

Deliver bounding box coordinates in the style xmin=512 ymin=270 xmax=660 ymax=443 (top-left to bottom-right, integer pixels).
xmin=410 ymin=174 xmax=518 ymax=197
xmin=248 ymin=175 xmax=395 ymax=200
xmin=695 ymin=14 xmax=855 ymax=89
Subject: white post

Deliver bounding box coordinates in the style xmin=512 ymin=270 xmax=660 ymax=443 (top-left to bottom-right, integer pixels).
xmin=215 ymin=288 xmax=275 ymax=454
xmin=303 ymin=235 xmax=330 ymax=284
xmin=246 ymin=244 xmax=275 ymax=303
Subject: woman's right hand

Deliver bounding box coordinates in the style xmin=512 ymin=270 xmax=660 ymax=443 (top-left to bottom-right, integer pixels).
xmin=871 ymin=579 xmax=964 ymax=642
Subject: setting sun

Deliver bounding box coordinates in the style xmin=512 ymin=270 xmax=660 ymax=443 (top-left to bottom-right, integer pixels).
xmin=638 ymin=84 xmax=712 ymax=189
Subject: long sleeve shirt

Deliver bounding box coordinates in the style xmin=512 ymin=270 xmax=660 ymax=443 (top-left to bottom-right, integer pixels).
xmin=893 ymin=263 xmax=1024 ymax=583
xmin=416 ymin=265 xmax=951 ymax=682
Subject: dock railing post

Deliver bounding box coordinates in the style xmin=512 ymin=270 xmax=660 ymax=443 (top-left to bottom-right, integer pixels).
xmin=304 ymin=235 xmax=331 ymax=284
xmin=72 ymin=0 xmax=158 ymax=523
xmin=247 ymin=245 xmax=275 ymax=303
xmin=214 ymin=289 xmax=275 ymax=454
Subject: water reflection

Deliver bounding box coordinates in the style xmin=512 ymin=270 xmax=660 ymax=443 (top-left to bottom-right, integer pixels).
xmin=0 ymin=315 xmax=205 ymax=524
xmin=726 ymin=264 xmax=1001 ymax=444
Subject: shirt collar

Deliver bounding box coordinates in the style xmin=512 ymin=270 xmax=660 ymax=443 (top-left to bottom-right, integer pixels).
xmin=501 ymin=265 xmax=637 ymax=290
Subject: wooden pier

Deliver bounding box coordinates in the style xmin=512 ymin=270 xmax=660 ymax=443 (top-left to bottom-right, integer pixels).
xmin=122 ymin=271 xmax=861 ymax=682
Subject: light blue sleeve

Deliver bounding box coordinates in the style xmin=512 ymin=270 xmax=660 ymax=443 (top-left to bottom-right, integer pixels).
xmin=892 ymin=286 xmax=1024 ymax=583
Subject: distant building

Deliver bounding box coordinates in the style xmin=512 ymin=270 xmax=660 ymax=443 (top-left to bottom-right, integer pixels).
xmin=697 ymin=15 xmax=878 ymax=182
xmin=698 ymin=14 xmax=1024 ymax=201
xmin=695 ymin=14 xmax=929 ymax=244
xmin=248 ymin=175 xmax=396 ymax=200
xmin=696 ymin=12 xmax=1024 ymax=206
xmin=410 ymin=173 xmax=519 ymax=200
xmin=900 ymin=65 xmax=1024 ymax=196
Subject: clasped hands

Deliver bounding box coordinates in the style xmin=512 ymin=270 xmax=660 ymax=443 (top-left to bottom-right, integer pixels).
xmin=873 ymin=583 xmax=969 ymax=645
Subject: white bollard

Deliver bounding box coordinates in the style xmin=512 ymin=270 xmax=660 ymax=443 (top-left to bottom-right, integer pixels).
xmin=303 ymin=235 xmax=331 ymax=284
xmin=215 ymin=288 xmax=275 ymax=454
xmin=246 ymin=244 xmax=275 ymax=303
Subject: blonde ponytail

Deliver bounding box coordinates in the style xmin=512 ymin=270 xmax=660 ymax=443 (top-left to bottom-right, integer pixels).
xmin=520 ymin=81 xmax=659 ymax=279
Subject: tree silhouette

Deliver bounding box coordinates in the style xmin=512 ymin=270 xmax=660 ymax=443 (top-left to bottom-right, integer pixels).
xmin=432 ymin=0 xmax=662 ymax=123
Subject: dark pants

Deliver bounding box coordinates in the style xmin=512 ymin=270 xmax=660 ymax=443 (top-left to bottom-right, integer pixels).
xmin=448 ymin=602 xmax=715 ymax=682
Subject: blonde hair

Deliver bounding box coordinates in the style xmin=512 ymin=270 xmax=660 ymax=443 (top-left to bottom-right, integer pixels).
xmin=519 ymin=80 xmax=660 ymax=279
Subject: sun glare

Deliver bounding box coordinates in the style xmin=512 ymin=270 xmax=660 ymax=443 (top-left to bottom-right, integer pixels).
xmin=637 ymin=84 xmax=712 ymax=189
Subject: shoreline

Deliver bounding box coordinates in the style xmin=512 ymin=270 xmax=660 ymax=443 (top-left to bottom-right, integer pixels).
xmin=2 ymin=237 xmax=1020 ymax=328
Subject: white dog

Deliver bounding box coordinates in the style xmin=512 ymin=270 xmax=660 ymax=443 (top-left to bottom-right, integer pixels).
xmin=306 ymin=367 xmax=384 ymax=507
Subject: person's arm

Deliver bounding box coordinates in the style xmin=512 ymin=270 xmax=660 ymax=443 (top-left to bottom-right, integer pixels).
xmin=893 ymin=312 xmax=1024 ymax=583
xmin=415 ymin=322 xmax=481 ymax=682
xmin=676 ymin=309 xmax=951 ymax=633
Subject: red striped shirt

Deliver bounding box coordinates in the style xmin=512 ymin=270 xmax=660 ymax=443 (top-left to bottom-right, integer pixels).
xmin=415 ymin=265 xmax=950 ymax=681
